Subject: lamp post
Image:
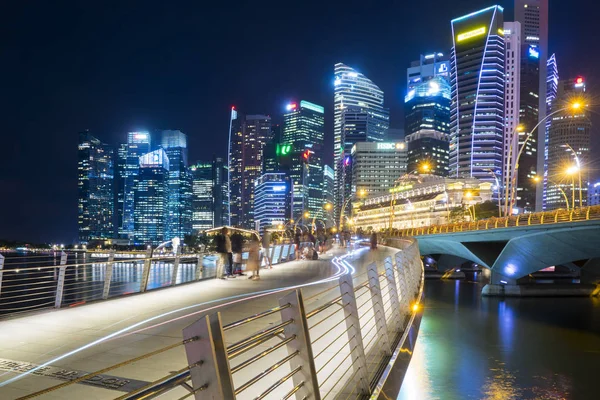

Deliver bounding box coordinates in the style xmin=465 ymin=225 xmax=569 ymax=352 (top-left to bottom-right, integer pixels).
xmin=565 ymin=165 xmax=579 ymax=210
xmin=464 ymin=191 xmax=476 ymax=221
xmin=484 ymin=168 xmax=502 ymax=217
xmin=508 ymin=103 xmax=583 ymax=215
xmin=562 ymin=144 xmax=583 ymax=208
xmin=505 ymin=124 xmax=525 ymax=217
xmin=533 ymin=176 xmax=570 ymax=210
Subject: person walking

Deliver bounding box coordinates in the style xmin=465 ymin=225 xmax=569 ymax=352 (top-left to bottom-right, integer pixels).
xmin=215 ymin=227 xmax=233 ymax=278
xmin=230 ymin=232 xmax=245 ymax=275
xmin=247 ymin=236 xmax=261 ymax=280
xmin=294 ymin=231 xmax=301 ymax=260
xmin=370 ymin=231 xmax=378 ymax=250
xmin=262 ymin=230 xmax=272 ymax=269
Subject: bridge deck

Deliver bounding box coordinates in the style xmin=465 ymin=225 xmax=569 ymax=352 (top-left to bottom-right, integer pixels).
xmin=0 ymin=247 xmax=391 ymax=399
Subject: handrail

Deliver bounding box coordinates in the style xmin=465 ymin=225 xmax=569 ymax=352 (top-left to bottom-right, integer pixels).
xmin=393 ymin=205 xmax=600 ymax=237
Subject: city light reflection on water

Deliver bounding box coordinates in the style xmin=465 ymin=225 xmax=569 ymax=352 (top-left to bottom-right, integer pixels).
xmin=398 ymin=277 xmax=600 ymax=399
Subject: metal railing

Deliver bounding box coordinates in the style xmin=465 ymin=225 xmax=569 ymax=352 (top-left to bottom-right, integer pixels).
xmin=0 ymin=243 xmax=298 ymax=316
xmin=391 ymin=205 xmax=600 ymax=237
xmin=13 ymin=239 xmax=424 ymax=399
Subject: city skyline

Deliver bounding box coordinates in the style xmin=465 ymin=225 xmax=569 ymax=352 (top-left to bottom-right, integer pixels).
xmin=2 ymin=0 xmax=599 ymax=242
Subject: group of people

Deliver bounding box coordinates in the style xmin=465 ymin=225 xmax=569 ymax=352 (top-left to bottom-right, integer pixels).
xmin=214 ymin=228 xmax=272 ymax=281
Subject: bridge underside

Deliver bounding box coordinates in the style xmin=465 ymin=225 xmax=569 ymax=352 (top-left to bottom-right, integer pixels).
xmin=416 ymin=224 xmax=600 ymax=285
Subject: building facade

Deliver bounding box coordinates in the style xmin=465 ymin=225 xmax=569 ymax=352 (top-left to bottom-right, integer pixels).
xmin=78 ymin=131 xmax=114 ymax=243
xmin=118 ymin=131 xmax=151 ymax=239
xmin=333 ymin=63 xmax=389 ymax=226
xmin=546 ymin=77 xmax=591 ymax=210
xmin=543 ymin=53 xmax=559 ymax=209
xmin=161 ymin=130 xmax=192 ymax=241
xmin=588 ymin=182 xmax=600 ymax=206
xmin=134 ymin=149 xmax=169 ymax=245
xmin=190 ymin=162 xmax=214 ymax=231
xmin=254 ymin=173 xmax=291 ymax=234
xmin=212 ymin=157 xmax=229 ymax=228
xmin=406 ymin=53 xmax=450 ymax=92
xmin=515 ymin=0 xmax=549 ymax=212
xmin=450 ymin=6 xmax=505 ymax=185
xmin=351 ymin=142 xmax=408 ymax=198
xmin=282 ymin=100 xmax=325 ymax=221
xmin=404 ymin=71 xmax=451 ymax=176
xmin=323 ymin=165 xmax=334 ymax=226
xmin=502 ymin=22 xmax=522 ymax=211
xmin=229 ymin=110 xmax=272 ymax=229
xmin=355 ymin=176 xmax=493 ymax=231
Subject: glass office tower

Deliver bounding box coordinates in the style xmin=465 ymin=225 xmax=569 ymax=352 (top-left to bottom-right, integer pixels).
xmin=134 ymin=149 xmax=170 ymax=245
xmin=333 ymin=63 xmax=389 ymax=224
xmin=450 ymin=5 xmax=505 ymax=187
xmin=190 ymin=162 xmax=214 ymax=231
xmin=78 ymin=131 xmax=114 ymax=243
xmin=282 ymin=100 xmax=325 ymax=221
xmin=254 ymin=173 xmax=291 ymax=234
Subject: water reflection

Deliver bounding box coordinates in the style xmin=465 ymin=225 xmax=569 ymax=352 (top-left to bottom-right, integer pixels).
xmin=398 ymin=278 xmax=600 ymax=399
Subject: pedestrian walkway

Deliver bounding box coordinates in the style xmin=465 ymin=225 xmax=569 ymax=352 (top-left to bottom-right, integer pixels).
xmin=0 ymin=247 xmax=390 ymax=399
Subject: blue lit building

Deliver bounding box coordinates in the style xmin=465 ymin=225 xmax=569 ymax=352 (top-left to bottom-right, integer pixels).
xmin=283 ymin=100 xmax=325 ymax=221
xmin=161 ymin=130 xmax=192 ymax=240
xmin=78 ymin=131 xmax=114 ymax=243
xmin=450 ymin=6 xmax=505 ymax=185
xmin=588 ymin=182 xmax=600 ymax=206
xmin=254 ymin=173 xmax=291 ymax=234
xmin=118 ymin=131 xmax=151 ymax=239
xmin=134 ymin=149 xmax=169 ymax=245
xmin=190 ymin=162 xmax=214 ymax=231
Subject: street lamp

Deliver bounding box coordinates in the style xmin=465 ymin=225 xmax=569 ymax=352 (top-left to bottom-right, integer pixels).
xmin=533 ymin=176 xmax=570 ymax=210
xmin=565 ymin=165 xmax=579 ymax=210
xmin=508 ymin=103 xmax=583 ymax=215
xmin=484 ymin=168 xmax=502 ymax=217
xmin=339 ymin=190 xmax=366 ymax=232
xmin=562 ymin=144 xmax=583 ymax=208
xmin=504 ymin=124 xmax=524 ymax=216
xmin=464 ymin=191 xmax=476 ymax=220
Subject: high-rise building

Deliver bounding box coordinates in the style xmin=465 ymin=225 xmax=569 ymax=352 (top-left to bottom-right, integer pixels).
xmin=190 ymin=162 xmax=214 ymax=231
xmin=323 ymin=165 xmax=334 ymax=226
xmin=254 ymin=173 xmax=291 ymax=234
xmin=78 ymin=131 xmax=114 ymax=243
xmin=228 ymin=110 xmax=272 ymax=229
xmin=543 ymin=54 xmax=559 ymax=209
xmin=404 ymin=69 xmax=451 ymax=176
xmin=450 ymin=6 xmax=505 ymax=186
xmin=588 ymin=182 xmax=600 ymax=206
xmin=333 ymin=63 xmax=389 ymax=224
xmin=351 ymin=142 xmax=407 ymax=197
xmin=546 ymin=77 xmax=591 ymax=210
xmin=118 ymin=131 xmax=151 ymax=239
xmin=502 ymin=22 xmax=522 ymax=211
xmin=212 ymin=157 xmax=229 ymax=228
xmin=282 ymin=101 xmax=325 ymax=221
xmin=515 ymin=0 xmax=549 ymax=212
xmin=406 ymin=52 xmax=450 ymax=92
xmin=134 ymin=149 xmax=169 ymax=245
xmin=161 ymin=130 xmax=192 ymax=241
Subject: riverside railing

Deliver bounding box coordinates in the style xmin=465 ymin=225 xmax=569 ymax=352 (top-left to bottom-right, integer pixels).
xmin=14 ymin=239 xmax=424 ymax=400
xmin=0 ymin=243 xmax=297 ymax=316
xmin=392 ymin=205 xmax=600 ymax=237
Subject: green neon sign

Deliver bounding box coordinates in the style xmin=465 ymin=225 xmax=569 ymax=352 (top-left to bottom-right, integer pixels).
xmin=277 ymin=143 xmax=292 ymax=156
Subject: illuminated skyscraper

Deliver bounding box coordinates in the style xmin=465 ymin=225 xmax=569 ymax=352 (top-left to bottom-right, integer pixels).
xmin=78 ymin=131 xmax=114 ymax=243
xmin=118 ymin=131 xmax=151 ymax=239
xmin=333 ymin=63 xmax=389 ymax=224
xmin=212 ymin=157 xmax=229 ymax=228
xmin=228 ymin=110 xmax=272 ymax=229
xmin=190 ymin=162 xmax=214 ymax=231
xmin=134 ymin=149 xmax=169 ymax=245
xmin=282 ymin=100 xmax=325 ymax=221
xmin=323 ymin=165 xmax=334 ymax=226
xmin=543 ymin=53 xmax=559 ymax=209
xmin=404 ymin=58 xmax=451 ymax=177
xmin=161 ymin=130 xmax=192 ymax=240
xmin=546 ymin=77 xmax=590 ymax=211
xmin=254 ymin=173 xmax=291 ymax=233
xmin=450 ymin=6 xmax=505 ymax=185
xmin=515 ymin=0 xmax=549 ymax=211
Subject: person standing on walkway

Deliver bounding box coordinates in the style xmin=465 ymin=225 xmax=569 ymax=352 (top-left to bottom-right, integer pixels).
xmin=294 ymin=231 xmax=301 ymax=260
xmin=231 ymin=232 xmax=245 ymax=275
xmin=370 ymin=231 xmax=378 ymax=250
xmin=215 ymin=227 xmax=234 ymax=279
xmin=262 ymin=230 xmax=272 ymax=269
xmin=247 ymin=236 xmax=261 ymax=280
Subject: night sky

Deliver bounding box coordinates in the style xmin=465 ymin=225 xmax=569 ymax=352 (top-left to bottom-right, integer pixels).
xmin=1 ymin=0 xmax=598 ymax=243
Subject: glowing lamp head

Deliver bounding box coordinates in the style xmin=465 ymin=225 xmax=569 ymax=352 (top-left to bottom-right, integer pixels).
xmin=516 ymin=125 xmax=525 ymax=132
xmin=304 ymin=211 xmax=310 ymax=218
xmin=576 ymin=77 xmax=584 ymax=84
xmin=566 ymin=165 xmax=579 ymax=175
xmin=532 ymin=176 xmax=541 ymax=183
xmin=571 ymin=102 xmax=582 ymax=110
xmin=465 ymin=191 xmax=473 ymax=199
xmin=411 ymin=303 xmax=420 ymax=312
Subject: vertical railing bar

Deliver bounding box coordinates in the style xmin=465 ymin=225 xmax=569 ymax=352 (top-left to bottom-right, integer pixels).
xmin=171 ymin=246 xmax=181 ymax=286
xmin=140 ymin=247 xmax=153 ymax=292
xmin=54 ymin=251 xmax=68 ymax=308
xmin=102 ymin=250 xmax=115 ymax=300
xmin=367 ymin=263 xmax=391 ymax=355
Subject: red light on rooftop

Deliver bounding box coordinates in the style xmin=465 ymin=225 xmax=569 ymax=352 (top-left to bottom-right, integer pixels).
xmin=576 ymin=77 xmax=584 ymax=84
xmin=231 ymin=105 xmax=236 ymax=110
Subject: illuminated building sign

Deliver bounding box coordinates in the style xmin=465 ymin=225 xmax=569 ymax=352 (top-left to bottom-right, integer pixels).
xmin=300 ymin=100 xmax=324 ymax=113
xmin=438 ymin=63 xmax=448 ymax=74
xmin=376 ymin=142 xmax=405 ymax=150
xmin=528 ymin=46 xmax=539 ymax=59
xmin=390 ymin=184 xmax=413 ymax=193
xmin=272 ymin=185 xmax=286 ymax=191
xmin=276 ymin=143 xmax=292 ymax=156
xmin=456 ymin=27 xmax=486 ymax=42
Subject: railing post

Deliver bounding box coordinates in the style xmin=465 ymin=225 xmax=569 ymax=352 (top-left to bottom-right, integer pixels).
xmin=278 ymin=290 xmax=321 ymax=400
xmin=183 ymin=313 xmax=235 ymax=399
xmin=140 ymin=247 xmax=153 ymax=292
xmin=367 ymin=263 xmax=391 ymax=355
xmin=554 ymin=210 xmax=559 ymax=223
xmin=338 ymin=273 xmax=370 ymax=395
xmin=384 ymin=257 xmax=401 ymax=331
xmin=0 ymin=254 xmax=4 ymax=297
xmin=54 ymin=251 xmax=68 ymax=308
xmin=195 ymin=253 xmax=203 ymax=280
xmin=171 ymin=246 xmax=181 ymax=286
xmin=587 ymin=207 xmax=591 ymax=220
xmin=102 ymin=251 xmax=115 ymax=300
xmin=394 ymin=253 xmax=411 ymax=325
